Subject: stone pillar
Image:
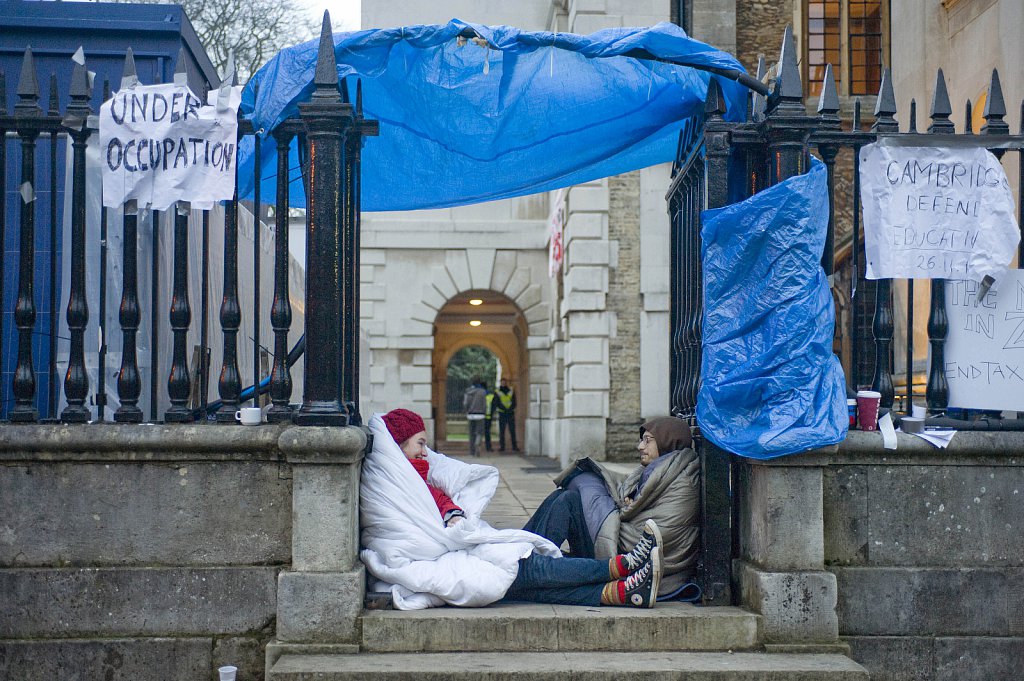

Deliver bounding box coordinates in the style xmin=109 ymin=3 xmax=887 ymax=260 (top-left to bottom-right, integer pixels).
xmin=272 ymin=426 xmax=366 ymax=653
xmin=735 ymin=454 xmax=843 ymax=649
xmin=560 ymin=180 xmax=612 ymax=463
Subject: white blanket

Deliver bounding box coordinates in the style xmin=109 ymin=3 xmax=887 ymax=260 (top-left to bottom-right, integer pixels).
xmin=360 ymin=413 xmax=560 ymax=610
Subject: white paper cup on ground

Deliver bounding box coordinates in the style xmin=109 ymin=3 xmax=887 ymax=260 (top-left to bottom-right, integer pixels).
xmin=219 ymin=666 xmax=238 ymax=681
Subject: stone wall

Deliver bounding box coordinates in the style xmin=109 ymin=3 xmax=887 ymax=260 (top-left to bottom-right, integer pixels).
xmin=826 ymin=432 xmax=1024 ymax=681
xmin=606 ymin=172 xmax=643 ymax=460
xmin=734 ymin=431 xmax=1024 ymax=679
xmin=0 ymin=424 xmax=365 ymax=681
xmin=735 ymin=0 xmax=794 ymax=75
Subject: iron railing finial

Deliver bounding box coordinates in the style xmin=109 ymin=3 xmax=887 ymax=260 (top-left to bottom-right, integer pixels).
xmin=15 ymin=47 xmax=41 ymax=116
xmin=928 ymin=68 xmax=954 ymax=133
xmin=872 ymin=67 xmax=898 ymax=132
xmin=981 ymin=68 xmax=1009 ymax=135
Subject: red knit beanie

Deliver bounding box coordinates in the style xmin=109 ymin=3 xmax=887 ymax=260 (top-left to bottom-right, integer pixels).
xmin=381 ymin=408 xmax=425 ymax=446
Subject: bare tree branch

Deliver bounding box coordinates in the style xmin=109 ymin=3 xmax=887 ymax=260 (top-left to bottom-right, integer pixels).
xmin=104 ymin=0 xmax=315 ymax=81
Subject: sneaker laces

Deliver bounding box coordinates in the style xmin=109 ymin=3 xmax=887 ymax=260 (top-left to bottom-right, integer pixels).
xmin=623 ymin=560 xmax=651 ymax=591
xmin=623 ymin=533 xmax=655 ymax=570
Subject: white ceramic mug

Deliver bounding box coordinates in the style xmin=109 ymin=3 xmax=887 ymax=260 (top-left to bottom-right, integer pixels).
xmin=235 ymin=407 xmax=262 ymax=425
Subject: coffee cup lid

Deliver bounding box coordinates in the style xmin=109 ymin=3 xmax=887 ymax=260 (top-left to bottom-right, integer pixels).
xmin=856 ymin=390 xmax=881 ymax=398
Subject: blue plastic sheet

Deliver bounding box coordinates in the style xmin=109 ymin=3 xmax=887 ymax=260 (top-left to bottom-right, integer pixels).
xmin=237 ymin=19 xmax=747 ymax=211
xmin=697 ymin=161 xmax=848 ymax=459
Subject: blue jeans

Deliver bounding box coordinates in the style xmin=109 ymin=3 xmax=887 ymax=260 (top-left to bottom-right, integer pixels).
xmin=523 ymin=488 xmax=595 ymax=558
xmin=501 ymin=553 xmax=608 ymax=606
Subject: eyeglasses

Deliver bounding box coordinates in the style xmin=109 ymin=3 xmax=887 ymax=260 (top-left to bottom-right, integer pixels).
xmin=639 ymin=435 xmax=655 ymax=445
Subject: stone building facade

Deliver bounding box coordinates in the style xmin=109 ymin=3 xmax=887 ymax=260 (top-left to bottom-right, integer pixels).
xmin=360 ymin=0 xmax=697 ymax=462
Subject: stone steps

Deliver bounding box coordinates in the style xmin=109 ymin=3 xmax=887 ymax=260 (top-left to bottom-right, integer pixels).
xmin=268 ymin=651 xmax=869 ymax=680
xmin=360 ymin=602 xmax=761 ymax=653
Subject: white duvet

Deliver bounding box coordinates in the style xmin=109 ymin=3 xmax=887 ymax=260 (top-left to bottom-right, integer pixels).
xmin=360 ymin=414 xmax=560 ymax=610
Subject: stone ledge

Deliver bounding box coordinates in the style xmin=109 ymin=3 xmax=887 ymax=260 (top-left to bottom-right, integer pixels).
xmin=279 ymin=426 xmax=367 ymax=464
xmin=0 ymin=567 xmax=278 ymax=638
xmin=360 ymin=602 xmax=761 ymax=653
xmin=741 ymin=430 xmax=1024 ymax=467
xmin=0 ymin=423 xmax=286 ymax=461
xmin=266 ymin=641 xmax=359 ymax=673
xmin=0 ymin=424 xmax=367 ymax=465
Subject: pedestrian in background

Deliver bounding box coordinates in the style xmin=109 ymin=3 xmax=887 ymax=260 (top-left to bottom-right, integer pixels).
xmin=484 ymin=384 xmax=495 ymax=452
xmin=495 ymin=377 xmax=519 ymax=452
xmin=463 ymin=377 xmax=487 ymax=457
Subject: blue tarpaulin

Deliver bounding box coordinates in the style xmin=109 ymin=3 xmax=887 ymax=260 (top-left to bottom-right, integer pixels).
xmin=238 ymin=19 xmax=747 ymax=211
xmin=697 ymin=161 xmax=848 ymax=459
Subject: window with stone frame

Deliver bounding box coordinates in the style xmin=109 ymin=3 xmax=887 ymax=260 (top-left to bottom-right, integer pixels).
xmin=803 ymin=0 xmax=889 ymax=98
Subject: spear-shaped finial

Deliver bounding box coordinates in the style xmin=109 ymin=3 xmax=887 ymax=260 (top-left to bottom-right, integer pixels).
xmin=173 ymin=47 xmax=188 ymax=86
xmin=312 ymin=11 xmax=339 ymax=99
xmin=927 ymin=68 xmax=954 ymax=133
xmin=15 ymin=46 xmax=41 ymax=116
xmin=704 ymin=76 xmax=725 ymax=118
xmin=871 ymin=67 xmax=898 ymax=132
xmin=751 ymin=55 xmax=767 ymax=121
xmin=775 ymin=25 xmax=803 ymax=102
xmin=817 ymin=63 xmax=840 ymax=129
xmin=120 ymin=47 xmax=138 ymax=91
xmin=981 ymin=68 xmax=1009 ymax=135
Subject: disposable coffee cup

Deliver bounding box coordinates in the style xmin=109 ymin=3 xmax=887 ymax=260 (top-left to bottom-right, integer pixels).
xmin=912 ymin=404 xmax=926 ymax=419
xmin=846 ymin=399 xmax=858 ymax=427
xmin=901 ymin=416 xmax=924 ymax=434
xmin=235 ymin=407 xmax=262 ymax=425
xmin=856 ymin=390 xmax=881 ymax=431
xmin=218 ymin=666 xmax=238 ymax=681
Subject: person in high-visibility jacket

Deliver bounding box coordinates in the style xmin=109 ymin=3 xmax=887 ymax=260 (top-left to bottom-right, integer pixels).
xmin=494 ymin=378 xmax=519 ymax=452
xmin=484 ymin=388 xmax=495 ymax=452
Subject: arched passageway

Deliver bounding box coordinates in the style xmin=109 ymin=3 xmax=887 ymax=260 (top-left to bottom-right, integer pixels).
xmin=432 ymin=290 xmax=528 ymax=452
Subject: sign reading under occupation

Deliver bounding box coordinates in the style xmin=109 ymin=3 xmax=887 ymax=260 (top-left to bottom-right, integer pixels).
xmin=100 ymin=81 xmax=241 ymax=210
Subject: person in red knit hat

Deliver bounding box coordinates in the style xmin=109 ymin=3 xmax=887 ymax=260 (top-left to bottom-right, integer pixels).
xmin=376 ymin=407 xmax=663 ymax=608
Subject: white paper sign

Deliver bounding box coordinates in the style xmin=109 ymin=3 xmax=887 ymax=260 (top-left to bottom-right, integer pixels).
xmin=942 ymin=271 xmax=1024 ymax=412
xmin=860 ymin=142 xmax=1020 ymax=283
xmin=100 ymin=81 xmax=241 ymax=210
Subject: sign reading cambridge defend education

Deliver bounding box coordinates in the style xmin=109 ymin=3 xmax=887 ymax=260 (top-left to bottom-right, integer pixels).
xmin=859 ymin=143 xmax=1020 ymax=283
xmin=944 ymin=270 xmax=1024 ymax=412
xmin=100 ymin=82 xmax=240 ymax=210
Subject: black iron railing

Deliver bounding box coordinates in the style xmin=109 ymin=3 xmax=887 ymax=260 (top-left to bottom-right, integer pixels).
xmin=667 ymin=25 xmax=1024 ymax=604
xmin=0 ymin=12 xmax=376 ymax=426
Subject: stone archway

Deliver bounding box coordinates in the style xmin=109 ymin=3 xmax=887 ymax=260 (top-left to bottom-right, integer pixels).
xmin=432 ymin=290 xmax=528 ymax=449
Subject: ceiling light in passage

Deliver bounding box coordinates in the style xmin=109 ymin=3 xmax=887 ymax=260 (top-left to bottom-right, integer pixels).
xmin=469 ymin=320 xmax=482 ymax=327
xmin=469 ymin=299 xmax=483 ymax=305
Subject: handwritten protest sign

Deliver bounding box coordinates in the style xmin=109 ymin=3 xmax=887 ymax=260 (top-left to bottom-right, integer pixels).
xmin=943 ymin=270 xmax=1024 ymax=412
xmin=100 ymin=82 xmax=241 ymax=210
xmin=859 ymin=142 xmax=1020 ymax=283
